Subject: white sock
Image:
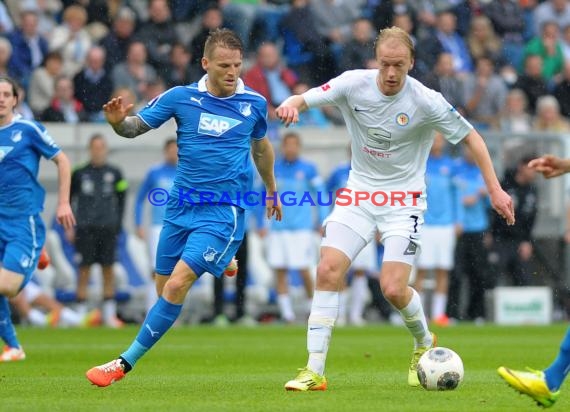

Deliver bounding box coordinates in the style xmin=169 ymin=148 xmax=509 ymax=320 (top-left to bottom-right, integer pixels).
xmin=307 ymin=290 xmax=339 ymax=375
xmin=338 ymin=290 xmax=348 ymax=324
xmin=59 ymin=307 xmax=82 ymax=327
xmin=102 ymin=299 xmax=117 ymax=325
xmin=431 ymin=293 xmax=448 ymax=319
xmin=28 ymin=308 xmax=47 ymax=327
xmin=399 ymin=288 xmax=432 ymax=348
xmin=277 ymin=294 xmax=295 ymax=322
xmin=349 ymin=276 xmax=367 ymax=322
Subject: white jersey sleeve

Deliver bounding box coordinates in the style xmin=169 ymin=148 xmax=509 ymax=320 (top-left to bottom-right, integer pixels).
xmin=426 ymin=89 xmax=473 ymax=144
xmin=302 ymin=71 xmax=353 ymax=108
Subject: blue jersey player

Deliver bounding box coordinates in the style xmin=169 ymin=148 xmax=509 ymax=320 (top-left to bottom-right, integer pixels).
xmin=498 ymin=154 xmax=570 ymax=408
xmin=86 ymin=29 xmax=282 ymax=387
xmin=0 ymin=76 xmax=75 ymax=362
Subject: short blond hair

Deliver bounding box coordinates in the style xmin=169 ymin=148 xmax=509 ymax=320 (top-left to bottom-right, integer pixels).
xmin=374 ymin=26 xmax=415 ymax=59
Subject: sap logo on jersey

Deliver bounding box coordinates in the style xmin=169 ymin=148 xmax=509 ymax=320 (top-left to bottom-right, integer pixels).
xmin=198 ymin=113 xmax=242 ymax=137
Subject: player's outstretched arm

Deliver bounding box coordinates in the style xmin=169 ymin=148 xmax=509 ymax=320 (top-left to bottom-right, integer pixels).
xmin=102 ymin=96 xmax=151 ymax=138
xmin=275 ymin=95 xmax=309 ymax=127
xmin=252 ymin=138 xmax=282 ymax=221
xmin=463 ymin=130 xmax=515 ymax=226
xmin=52 ymin=151 xmax=76 ymax=229
xmin=528 ymin=154 xmax=570 ymax=179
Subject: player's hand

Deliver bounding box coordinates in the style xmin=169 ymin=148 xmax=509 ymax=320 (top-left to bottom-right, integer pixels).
xmin=490 ymin=189 xmax=515 ymax=226
xmin=528 ymin=154 xmax=570 ymax=179
xmin=275 ymin=105 xmax=299 ymax=128
xmin=102 ymin=96 xmax=134 ymax=126
xmin=56 ymin=202 xmax=76 ymax=230
xmin=266 ymin=191 xmax=282 ymax=221
xmin=136 ymin=226 xmax=145 ymax=239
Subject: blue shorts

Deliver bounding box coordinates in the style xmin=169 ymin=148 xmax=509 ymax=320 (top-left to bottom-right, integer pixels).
xmin=155 ymin=202 xmax=245 ymax=278
xmin=0 ymin=214 xmax=46 ymax=287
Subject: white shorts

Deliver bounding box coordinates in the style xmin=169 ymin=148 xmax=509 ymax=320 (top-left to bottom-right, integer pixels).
xmin=23 ymin=281 xmax=42 ymax=302
xmin=416 ymin=225 xmax=456 ymax=270
xmin=322 ymin=193 xmax=425 ymax=265
xmin=266 ymin=230 xmax=316 ymax=269
xmin=148 ymin=224 xmax=163 ymax=269
xmin=351 ymin=240 xmax=378 ymax=273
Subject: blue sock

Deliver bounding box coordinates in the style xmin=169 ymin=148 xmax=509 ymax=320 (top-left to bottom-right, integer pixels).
xmin=0 ymin=295 xmax=20 ymax=348
xmin=120 ymin=296 xmax=182 ymax=369
xmin=544 ymin=328 xmax=570 ymax=391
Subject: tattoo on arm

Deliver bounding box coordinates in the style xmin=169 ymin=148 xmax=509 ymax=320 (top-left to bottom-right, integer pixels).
xmin=112 ymin=116 xmax=151 ymax=138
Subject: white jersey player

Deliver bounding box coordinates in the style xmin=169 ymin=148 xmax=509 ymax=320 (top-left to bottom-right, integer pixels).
xmin=276 ymin=26 xmax=515 ymax=391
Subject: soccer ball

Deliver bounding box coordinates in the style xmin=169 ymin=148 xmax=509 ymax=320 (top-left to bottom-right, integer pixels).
xmin=417 ymin=347 xmax=464 ymax=391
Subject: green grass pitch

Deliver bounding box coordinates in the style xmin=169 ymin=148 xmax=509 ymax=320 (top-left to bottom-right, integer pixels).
xmin=0 ymin=324 xmax=568 ymax=412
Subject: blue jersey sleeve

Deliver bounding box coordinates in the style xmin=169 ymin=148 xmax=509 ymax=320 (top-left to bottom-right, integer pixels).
xmin=30 ymin=122 xmax=60 ymax=159
xmin=137 ymin=87 xmax=180 ymax=129
xmin=251 ymin=100 xmax=268 ymax=140
xmin=134 ymin=169 xmax=155 ymax=227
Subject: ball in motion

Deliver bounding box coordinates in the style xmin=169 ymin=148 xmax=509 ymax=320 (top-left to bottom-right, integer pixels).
xmin=417 ymin=347 xmax=464 ymax=391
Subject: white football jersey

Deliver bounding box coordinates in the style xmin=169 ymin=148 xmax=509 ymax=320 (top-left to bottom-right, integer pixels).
xmin=303 ymin=70 xmax=473 ymax=194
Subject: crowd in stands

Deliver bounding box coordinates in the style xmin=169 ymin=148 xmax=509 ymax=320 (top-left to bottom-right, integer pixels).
xmin=0 ymin=0 xmax=568 ymax=132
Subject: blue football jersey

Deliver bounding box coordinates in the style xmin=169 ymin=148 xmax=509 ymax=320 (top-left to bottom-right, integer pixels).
xmin=137 ymin=76 xmax=268 ymax=208
xmin=0 ymin=118 xmax=60 ymax=217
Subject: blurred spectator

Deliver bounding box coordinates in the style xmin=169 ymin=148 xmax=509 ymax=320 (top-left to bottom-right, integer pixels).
xmin=134 ymin=138 xmax=177 ymax=315
xmin=28 ymin=51 xmax=63 ymax=116
xmin=49 ymin=5 xmax=93 ymax=77
xmin=40 ymin=75 xmax=88 ymax=123
xmin=135 ymin=77 xmax=166 ymax=112
xmin=99 ymin=7 xmax=137 ymax=71
xmin=310 ymin=0 xmax=362 ymax=66
xmin=447 ymin=145 xmax=490 ymax=322
xmin=490 ymin=156 xmax=538 ymax=286
xmin=135 ymin=0 xmax=179 ymax=79
xmin=280 ymin=0 xmax=336 ymax=86
xmin=513 ymin=54 xmax=548 ymax=114
xmin=554 ymin=60 xmax=570 ymax=117
xmin=462 ymin=56 xmax=508 ymax=129
xmin=467 ymin=16 xmax=504 ymax=67
xmin=15 ymin=85 xmax=34 ymax=121
xmin=523 ymin=20 xmax=564 ymax=80
xmin=73 ymin=46 xmax=113 ymax=122
xmin=10 ymin=1 xmax=62 ymax=39
xmin=259 ymin=132 xmax=327 ymax=323
xmin=69 ymin=134 xmax=127 ymax=328
xmin=414 ymin=133 xmax=462 ymax=327
xmin=0 ymin=37 xmax=12 ymax=78
xmin=221 ymin=0 xmax=289 ymax=53
xmin=417 ymin=11 xmax=473 ymax=77
xmin=111 ymin=41 xmax=157 ymax=101
xmin=422 ymin=52 xmax=465 ymax=113
xmin=533 ymin=0 xmax=570 ymax=37
xmin=484 ymin=0 xmax=526 ymax=70
xmin=497 ymin=88 xmax=533 ymax=133
xmin=163 ymin=42 xmax=201 ymax=88
xmin=242 ymin=42 xmax=298 ymax=129
xmin=7 ymin=10 xmax=49 ymax=90
xmin=340 ymin=18 xmax=376 ymax=71
xmin=189 ymin=5 xmax=223 ymax=76
xmin=371 ymin=0 xmax=417 ymax=33
xmin=532 ymin=95 xmax=570 ymax=132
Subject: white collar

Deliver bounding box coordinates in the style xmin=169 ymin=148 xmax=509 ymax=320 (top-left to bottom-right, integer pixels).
xmin=197 ymin=74 xmax=245 ymax=95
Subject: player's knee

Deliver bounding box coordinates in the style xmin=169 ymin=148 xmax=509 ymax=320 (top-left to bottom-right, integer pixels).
xmin=316 ymin=259 xmax=343 ymax=289
xmin=0 ymin=283 xmax=19 ymax=298
xmin=381 ymin=283 xmax=407 ymax=306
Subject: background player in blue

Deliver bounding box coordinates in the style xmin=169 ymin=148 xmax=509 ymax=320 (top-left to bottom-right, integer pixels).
xmin=498 ymin=153 xmax=570 ymax=408
xmin=134 ymin=137 xmax=177 ymax=314
xmin=0 ymin=76 xmax=75 ymax=362
xmin=86 ymin=29 xmax=282 ymax=387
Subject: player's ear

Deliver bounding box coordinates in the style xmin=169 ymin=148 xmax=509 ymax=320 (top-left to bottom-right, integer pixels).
xmin=201 ymin=56 xmax=208 ymax=71
xmin=409 ymin=58 xmax=414 ymax=72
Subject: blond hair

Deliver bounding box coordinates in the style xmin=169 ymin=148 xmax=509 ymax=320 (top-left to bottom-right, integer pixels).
xmin=204 ymin=28 xmax=243 ymax=59
xmin=374 ymin=26 xmax=415 ymax=59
